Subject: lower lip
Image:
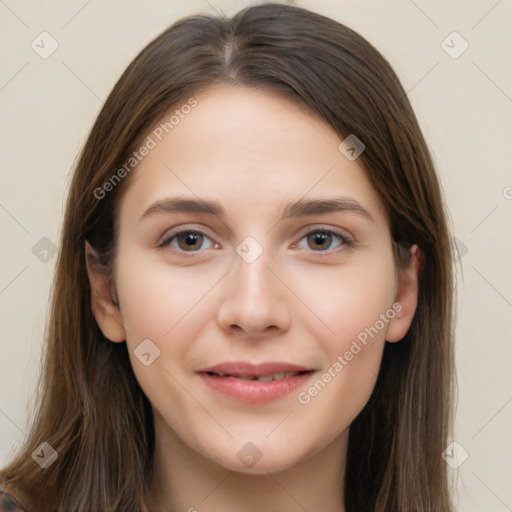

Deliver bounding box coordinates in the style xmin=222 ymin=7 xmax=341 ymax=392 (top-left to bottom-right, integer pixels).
xmin=199 ymin=372 xmax=314 ymax=404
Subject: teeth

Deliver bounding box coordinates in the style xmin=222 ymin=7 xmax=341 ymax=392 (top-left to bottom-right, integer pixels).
xmin=212 ymin=371 xmax=303 ymax=381
xmin=255 ymin=371 xmax=298 ymax=382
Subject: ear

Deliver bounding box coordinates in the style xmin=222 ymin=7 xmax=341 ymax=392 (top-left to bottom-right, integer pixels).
xmin=385 ymin=244 xmax=421 ymax=343
xmin=85 ymin=241 xmax=126 ymax=343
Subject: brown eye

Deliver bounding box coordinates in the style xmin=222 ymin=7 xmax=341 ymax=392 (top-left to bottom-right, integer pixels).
xmin=176 ymin=232 xmax=204 ymax=251
xmin=296 ymin=229 xmax=351 ymax=253
xmin=160 ymin=229 xmax=214 ymax=252
xmin=307 ymin=232 xmax=333 ymax=251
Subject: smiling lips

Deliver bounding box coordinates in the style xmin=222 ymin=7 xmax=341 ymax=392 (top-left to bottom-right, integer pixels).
xmin=198 ymin=362 xmax=315 ymax=404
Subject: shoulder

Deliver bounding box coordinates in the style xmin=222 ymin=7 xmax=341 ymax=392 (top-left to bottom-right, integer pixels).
xmin=0 ymin=484 xmax=29 ymax=512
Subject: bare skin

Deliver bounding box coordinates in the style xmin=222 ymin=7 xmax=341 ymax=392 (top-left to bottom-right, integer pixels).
xmin=86 ymin=85 xmax=420 ymax=512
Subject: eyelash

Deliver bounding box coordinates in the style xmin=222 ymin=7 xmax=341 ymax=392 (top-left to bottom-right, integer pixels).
xmin=158 ymin=226 xmax=354 ymax=256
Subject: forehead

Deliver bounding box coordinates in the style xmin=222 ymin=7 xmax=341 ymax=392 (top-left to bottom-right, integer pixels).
xmin=119 ymin=85 xmax=387 ymax=225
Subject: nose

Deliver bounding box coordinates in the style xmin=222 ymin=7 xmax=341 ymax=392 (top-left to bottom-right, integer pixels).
xmin=216 ymin=246 xmax=292 ymax=338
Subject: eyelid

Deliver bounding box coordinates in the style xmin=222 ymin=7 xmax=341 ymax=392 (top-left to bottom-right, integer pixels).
xmin=292 ymin=225 xmax=355 ymax=252
xmin=157 ymin=223 xmax=355 ymax=254
xmin=298 ymin=224 xmax=353 ymax=241
xmin=157 ymin=224 xmax=215 ymax=249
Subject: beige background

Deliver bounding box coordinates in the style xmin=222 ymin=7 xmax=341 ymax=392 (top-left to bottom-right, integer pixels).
xmin=1 ymin=1 xmax=511 ymax=510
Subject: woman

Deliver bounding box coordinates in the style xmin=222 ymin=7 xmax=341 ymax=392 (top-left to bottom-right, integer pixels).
xmin=0 ymin=3 xmax=455 ymax=511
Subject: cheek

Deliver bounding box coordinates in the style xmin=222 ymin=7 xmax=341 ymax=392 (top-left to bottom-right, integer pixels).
xmin=290 ymin=256 xmax=396 ymax=433
xmin=115 ymin=253 xmax=216 ymax=339
xmin=113 ymin=255 xmax=222 ymax=402
xmin=113 ymin=257 xmax=215 ymax=419
xmin=288 ymin=253 xmax=396 ymax=345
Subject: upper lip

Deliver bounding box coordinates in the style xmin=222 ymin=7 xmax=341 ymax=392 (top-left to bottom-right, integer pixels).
xmin=198 ymin=362 xmax=314 ymax=378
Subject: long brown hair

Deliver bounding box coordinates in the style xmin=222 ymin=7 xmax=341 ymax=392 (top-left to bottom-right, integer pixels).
xmin=1 ymin=3 xmax=455 ymax=510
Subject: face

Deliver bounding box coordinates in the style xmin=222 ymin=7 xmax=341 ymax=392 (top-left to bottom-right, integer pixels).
xmin=89 ymin=85 xmax=418 ymax=474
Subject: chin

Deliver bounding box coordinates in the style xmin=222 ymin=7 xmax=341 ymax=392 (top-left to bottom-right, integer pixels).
xmin=220 ymin=454 xmax=302 ymax=476
xmin=199 ymin=437 xmax=317 ymax=476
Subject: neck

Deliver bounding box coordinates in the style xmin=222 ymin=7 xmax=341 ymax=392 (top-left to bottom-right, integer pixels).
xmin=146 ymin=411 xmax=347 ymax=512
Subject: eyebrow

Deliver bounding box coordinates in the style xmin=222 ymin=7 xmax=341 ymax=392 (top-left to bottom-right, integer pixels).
xmin=139 ymin=195 xmax=374 ymax=222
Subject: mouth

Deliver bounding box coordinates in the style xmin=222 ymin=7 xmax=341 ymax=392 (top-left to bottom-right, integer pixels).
xmin=197 ymin=362 xmax=316 ymax=404
xmin=204 ymin=370 xmax=312 ymax=382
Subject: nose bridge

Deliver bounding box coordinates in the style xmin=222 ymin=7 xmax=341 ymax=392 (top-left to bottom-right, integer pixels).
xmin=217 ymin=236 xmax=291 ymax=335
xmin=234 ymin=240 xmax=278 ymax=310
